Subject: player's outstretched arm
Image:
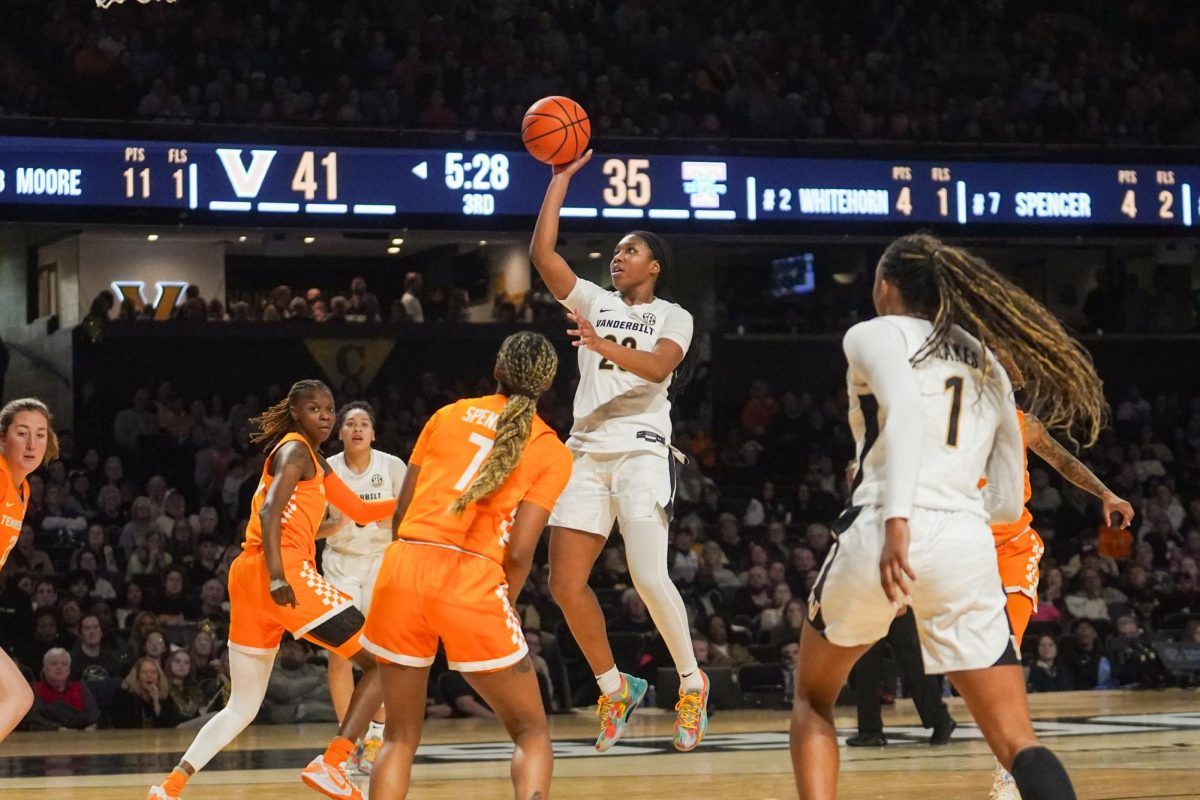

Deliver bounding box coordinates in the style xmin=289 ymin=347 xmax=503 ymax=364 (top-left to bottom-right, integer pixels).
xmin=389 ymin=466 xmax=420 ymax=538
xmin=323 ymin=470 xmax=397 ymax=525
xmin=529 ymin=150 xmax=593 ymax=300
xmin=1024 ymin=413 xmax=1134 ymax=528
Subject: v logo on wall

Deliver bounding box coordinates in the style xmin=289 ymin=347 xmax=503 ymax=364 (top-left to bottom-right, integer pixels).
xmin=111 ymin=281 xmax=188 ymax=321
xmin=304 ymin=340 xmax=396 ymax=391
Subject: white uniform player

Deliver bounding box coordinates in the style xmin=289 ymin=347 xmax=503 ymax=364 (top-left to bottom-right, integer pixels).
xmin=324 ymin=448 xmax=406 ymax=613
xmin=548 ymin=276 xmax=694 ymax=535
xmin=810 ymin=315 xmax=1026 ymax=674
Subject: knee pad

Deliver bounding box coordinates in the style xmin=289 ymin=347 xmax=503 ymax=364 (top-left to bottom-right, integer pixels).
xmin=308 ymin=605 xmax=366 ymax=649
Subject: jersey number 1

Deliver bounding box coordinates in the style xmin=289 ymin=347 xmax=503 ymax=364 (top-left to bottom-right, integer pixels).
xmin=454 ymin=432 xmax=495 ymax=490
xmin=944 ymin=376 xmax=963 ymax=447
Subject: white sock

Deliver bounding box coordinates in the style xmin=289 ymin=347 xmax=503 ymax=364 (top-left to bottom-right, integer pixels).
xmin=622 ymin=517 xmax=700 ymax=685
xmin=179 ymin=645 xmax=276 ymax=772
xmin=366 ymin=720 xmax=385 ymax=740
xmin=596 ymin=666 xmax=622 ymax=696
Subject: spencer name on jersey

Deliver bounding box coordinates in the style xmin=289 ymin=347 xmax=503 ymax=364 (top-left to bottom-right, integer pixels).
xmin=560 ymin=278 xmax=694 ymax=454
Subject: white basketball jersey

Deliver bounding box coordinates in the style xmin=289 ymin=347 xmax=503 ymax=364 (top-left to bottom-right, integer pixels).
xmin=325 ymin=449 xmax=406 ymax=557
xmin=845 ymin=315 xmax=1019 ymax=519
xmin=560 ymin=277 xmax=694 ymax=454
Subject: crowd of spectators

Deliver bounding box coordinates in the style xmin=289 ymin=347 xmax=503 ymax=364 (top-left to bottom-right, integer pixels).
xmin=3 ymin=1 xmax=1199 ymax=145
xmin=2 ymin=356 xmax=1198 ymax=729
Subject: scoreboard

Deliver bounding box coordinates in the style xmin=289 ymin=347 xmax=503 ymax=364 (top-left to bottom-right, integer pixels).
xmin=0 ymin=134 xmax=1196 ymax=230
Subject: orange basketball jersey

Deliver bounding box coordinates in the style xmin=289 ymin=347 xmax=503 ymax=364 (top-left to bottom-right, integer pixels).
xmin=0 ymin=457 xmax=29 ymax=571
xmin=991 ymin=409 xmax=1033 ymax=546
xmin=399 ymin=394 xmax=572 ymax=566
xmin=241 ymin=432 xmax=327 ymax=562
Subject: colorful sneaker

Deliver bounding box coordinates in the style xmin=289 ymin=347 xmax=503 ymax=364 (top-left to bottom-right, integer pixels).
xmin=300 ymin=754 xmax=363 ymax=800
xmin=594 ymin=673 xmax=648 ymax=753
xmin=357 ymin=733 xmax=383 ymax=775
xmin=673 ymin=670 xmax=709 ymax=752
xmin=988 ymin=760 xmax=1021 ymax=800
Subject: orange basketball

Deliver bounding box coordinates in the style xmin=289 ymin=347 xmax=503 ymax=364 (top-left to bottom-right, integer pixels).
xmin=521 ymin=96 xmax=591 ymax=166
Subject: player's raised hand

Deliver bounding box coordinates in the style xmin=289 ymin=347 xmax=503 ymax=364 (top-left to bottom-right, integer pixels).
xmin=567 ymin=309 xmax=601 ymax=351
xmin=880 ymin=517 xmax=917 ymax=614
xmin=552 ymin=149 xmax=593 ymax=178
xmin=1101 ymin=491 xmax=1135 ymax=529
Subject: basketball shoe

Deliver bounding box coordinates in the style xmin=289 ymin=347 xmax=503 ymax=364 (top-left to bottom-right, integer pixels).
xmin=595 ymin=673 xmax=648 ymax=752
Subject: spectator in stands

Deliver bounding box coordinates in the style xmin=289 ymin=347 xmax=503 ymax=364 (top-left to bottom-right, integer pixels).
xmin=766 ymin=598 xmax=807 ymax=648
xmin=698 ymin=541 xmax=741 ymax=588
xmin=610 ymin=588 xmax=654 ymax=635
xmin=692 ymin=632 xmax=734 ymax=670
xmin=1031 ymin=566 xmax=1068 ymax=625
xmin=139 ymin=630 xmax=168 ymax=663
xmin=731 ymin=565 xmax=772 ymax=617
xmin=120 ymin=496 xmax=158 ymax=554
xmin=116 ymin=584 xmax=147 ymax=631
xmin=260 ymin=638 xmax=336 ymax=724
xmin=1059 ymin=619 xmax=1108 ymax=690
xmin=1067 ymin=567 xmax=1116 ymax=621
xmin=25 ymin=648 xmax=100 ymax=731
xmin=1108 ymin=615 xmax=1169 ymax=688
xmin=347 ymin=277 xmax=382 ymax=323
xmin=400 ymin=272 xmax=425 ymax=323
xmin=162 ymin=649 xmax=209 ymax=725
xmin=94 ymin=485 xmax=127 ymax=531
xmin=706 ymin=615 xmax=755 ymax=669
xmin=125 ymin=531 xmax=172 ymax=579
xmin=1028 ymin=636 xmax=1075 ymax=693
xmin=38 ymin=485 xmax=87 ymax=540
xmin=111 ymin=656 xmax=178 ymax=729
xmin=668 ymin=527 xmax=700 ymax=583
xmin=32 ymin=579 xmax=58 ymax=612
xmin=112 ymin=389 xmax=157 ymax=456
xmin=70 ymin=615 xmax=127 ymax=681
xmin=11 ymin=527 xmax=54 ymax=575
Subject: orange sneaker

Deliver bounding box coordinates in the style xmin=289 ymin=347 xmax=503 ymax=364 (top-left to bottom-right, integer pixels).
xmin=300 ymin=755 xmax=362 ymax=800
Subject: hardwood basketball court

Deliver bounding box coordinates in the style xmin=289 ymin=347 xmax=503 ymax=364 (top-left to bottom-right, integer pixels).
xmin=0 ymin=689 xmax=1195 ymax=799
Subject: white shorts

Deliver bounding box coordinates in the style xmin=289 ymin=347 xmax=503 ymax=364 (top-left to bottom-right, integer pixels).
xmin=809 ymin=505 xmax=1014 ymax=674
xmin=548 ymin=450 xmax=675 ymax=538
xmin=321 ymin=549 xmax=385 ymax=614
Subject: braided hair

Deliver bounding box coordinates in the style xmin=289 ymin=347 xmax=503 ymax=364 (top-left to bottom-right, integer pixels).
xmin=249 ymin=379 xmax=332 ymax=447
xmin=878 ymin=233 xmax=1105 ymax=446
xmin=451 ymin=332 xmax=558 ymax=514
xmin=627 ymin=230 xmax=696 ymax=399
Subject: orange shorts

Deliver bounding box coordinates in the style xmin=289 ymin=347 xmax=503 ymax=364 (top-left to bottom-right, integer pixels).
xmin=360 ymin=539 xmax=527 ymax=673
xmin=996 ymin=528 xmax=1044 ymax=643
xmin=227 ymin=548 xmax=364 ymax=659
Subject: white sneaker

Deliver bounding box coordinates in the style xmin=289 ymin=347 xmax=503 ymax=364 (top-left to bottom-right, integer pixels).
xmin=300 ymin=755 xmax=363 ymax=800
xmin=989 ymin=761 xmax=1021 ymax=800
xmin=147 ymin=788 xmax=171 ymax=800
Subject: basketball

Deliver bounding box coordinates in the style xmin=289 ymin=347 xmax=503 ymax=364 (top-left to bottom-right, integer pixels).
xmin=521 ymin=96 xmax=591 ymax=165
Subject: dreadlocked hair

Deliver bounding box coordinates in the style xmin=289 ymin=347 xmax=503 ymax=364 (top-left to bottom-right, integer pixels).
xmin=249 ymin=379 xmax=332 ymax=447
xmin=628 ymin=230 xmax=696 ymax=400
xmin=0 ymin=398 xmax=59 ymax=464
xmin=451 ymin=332 xmax=558 ymax=514
xmin=879 ymin=233 xmax=1105 ymax=446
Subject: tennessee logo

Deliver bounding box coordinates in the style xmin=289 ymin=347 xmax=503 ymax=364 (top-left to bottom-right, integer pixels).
xmin=111 ymin=281 xmax=188 ymax=321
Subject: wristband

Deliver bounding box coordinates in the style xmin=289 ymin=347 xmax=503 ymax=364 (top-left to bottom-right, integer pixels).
xmin=269 ymin=578 xmax=289 ymax=592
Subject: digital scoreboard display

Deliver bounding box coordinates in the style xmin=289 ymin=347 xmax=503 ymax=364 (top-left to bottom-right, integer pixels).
xmin=0 ymin=135 xmax=1195 ymax=230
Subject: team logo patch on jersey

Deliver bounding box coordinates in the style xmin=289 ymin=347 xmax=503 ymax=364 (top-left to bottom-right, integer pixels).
xmin=371 ymin=474 xmax=384 ymax=487
xmin=642 ymin=312 xmax=656 ymax=326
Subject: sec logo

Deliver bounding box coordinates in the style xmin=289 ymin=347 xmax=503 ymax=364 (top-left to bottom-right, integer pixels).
xmin=370 ymin=474 xmax=384 ymax=487
xmin=642 ymin=312 xmax=656 ymax=326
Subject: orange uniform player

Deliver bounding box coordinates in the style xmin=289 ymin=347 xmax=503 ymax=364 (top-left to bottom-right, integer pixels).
xmin=152 ymin=380 xmax=397 ymax=800
xmin=361 ymin=392 xmax=571 ymax=671
xmin=0 ymin=399 xmax=57 ymax=745
xmin=228 ymin=431 xmax=394 ymax=659
xmin=990 ymin=411 xmax=1134 ymax=647
xmin=364 ymin=331 xmax=568 ymax=800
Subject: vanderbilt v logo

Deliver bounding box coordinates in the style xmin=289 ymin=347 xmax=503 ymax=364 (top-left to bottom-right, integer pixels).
xmin=111 ymin=281 xmax=188 ymax=320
